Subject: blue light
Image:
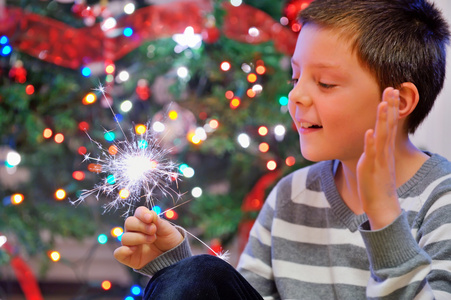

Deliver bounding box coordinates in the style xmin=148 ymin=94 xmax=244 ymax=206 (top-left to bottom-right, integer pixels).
xmin=97 ymin=234 xmax=108 ymax=244
xmin=2 ymin=196 xmax=11 ymax=206
xmin=117 ymin=233 xmax=123 ymax=242
xmin=1 ymin=45 xmax=12 ymax=56
xmin=123 ymin=27 xmax=133 ymax=37
xmin=0 ymin=36 xmax=8 ymax=45
xmin=125 ymin=297 xmax=134 ymax=300
xmin=152 ymin=205 xmax=161 ymax=215
xmin=279 ymin=96 xmax=289 ymax=106
xmin=115 ymin=114 xmax=123 ymax=122
xmin=131 ymin=285 xmax=141 ymax=295
xmin=81 ymin=67 xmax=92 ymax=77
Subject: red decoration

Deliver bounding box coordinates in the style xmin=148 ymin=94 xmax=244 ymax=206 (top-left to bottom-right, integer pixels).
xmin=8 ymin=60 xmax=27 ymax=83
xmin=0 ymin=1 xmax=298 ymax=70
xmin=283 ymin=0 xmax=314 ymax=31
xmin=202 ymin=26 xmax=221 ymax=44
xmin=241 ymin=170 xmax=281 ymax=212
xmin=1 ymin=236 xmax=44 ymax=300
xmin=136 ymin=79 xmax=151 ymax=101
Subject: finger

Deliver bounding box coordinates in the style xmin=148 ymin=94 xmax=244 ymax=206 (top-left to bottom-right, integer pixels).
xmin=387 ymin=89 xmax=399 ymax=147
xmin=124 ymin=217 xmax=157 ymax=235
xmin=363 ymin=129 xmax=376 ymax=167
xmin=113 ymin=245 xmax=136 ymax=263
xmin=374 ymin=100 xmax=389 ymax=156
xmin=134 ymin=206 xmax=157 ymax=224
xmin=121 ymin=231 xmax=156 ymax=246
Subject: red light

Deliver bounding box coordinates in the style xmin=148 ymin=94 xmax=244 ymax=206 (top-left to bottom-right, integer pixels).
xmin=25 ymin=85 xmax=35 ymax=95
xmin=88 ymin=163 xmax=102 ymax=173
xmin=78 ymin=146 xmax=87 ymax=155
xmin=246 ymin=89 xmax=256 ymax=98
xmin=165 ymin=210 xmax=178 ymax=219
xmin=72 ymin=171 xmax=85 ymax=181
xmin=225 ymin=91 xmax=234 ymax=99
xmin=285 ymin=156 xmax=296 ymax=166
xmin=79 ymin=121 xmax=89 ymax=131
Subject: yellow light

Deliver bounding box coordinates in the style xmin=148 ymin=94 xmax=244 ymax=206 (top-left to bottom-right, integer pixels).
xmin=111 ymin=227 xmax=123 ymax=238
xmin=168 ymin=110 xmax=178 ymax=120
xmin=267 ymin=160 xmax=277 ymax=171
xmin=258 ymin=126 xmax=268 ymax=136
xmin=230 ymin=97 xmax=240 ymax=109
xmin=246 ymin=88 xmax=256 ymax=98
xmin=12 ymin=194 xmax=24 ymax=205
xmin=256 ymin=65 xmax=266 ymax=75
xmin=105 ymin=64 xmax=115 ymax=74
xmin=49 ymin=251 xmax=61 ymax=262
xmin=43 ymin=128 xmax=53 ymax=139
xmin=247 ymin=73 xmax=257 ymax=83
xmin=135 ymin=124 xmax=147 ymax=135
xmin=83 ymin=93 xmax=97 ymax=105
xmin=119 ymin=189 xmax=130 ymax=199
xmin=55 ymin=189 xmax=66 ymax=200
xmin=191 ymin=135 xmax=202 ymax=145
xmin=101 ymin=280 xmax=112 ymax=290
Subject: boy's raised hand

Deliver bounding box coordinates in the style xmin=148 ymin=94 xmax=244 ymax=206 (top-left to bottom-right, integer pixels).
xmin=357 ymin=88 xmax=402 ymax=230
xmin=113 ymin=206 xmax=183 ymax=269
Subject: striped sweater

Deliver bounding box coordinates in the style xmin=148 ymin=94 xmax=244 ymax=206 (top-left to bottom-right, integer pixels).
xmin=137 ymin=153 xmax=451 ymax=299
xmin=237 ymin=153 xmax=451 ymax=299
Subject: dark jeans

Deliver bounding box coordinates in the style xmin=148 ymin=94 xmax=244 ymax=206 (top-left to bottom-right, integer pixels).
xmin=144 ymin=254 xmax=263 ymax=300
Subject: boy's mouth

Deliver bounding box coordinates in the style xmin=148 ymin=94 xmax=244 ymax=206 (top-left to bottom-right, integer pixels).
xmin=300 ymin=122 xmax=323 ymax=129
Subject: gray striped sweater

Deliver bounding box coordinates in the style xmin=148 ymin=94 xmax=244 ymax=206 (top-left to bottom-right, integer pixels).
xmin=237 ymin=153 xmax=451 ymax=299
xmin=137 ymin=153 xmax=451 ymax=299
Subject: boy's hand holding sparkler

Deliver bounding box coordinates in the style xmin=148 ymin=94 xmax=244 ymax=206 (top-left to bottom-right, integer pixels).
xmin=114 ymin=206 xmax=183 ymax=269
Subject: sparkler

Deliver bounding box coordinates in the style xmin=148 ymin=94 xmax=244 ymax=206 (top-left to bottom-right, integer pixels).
xmin=73 ymin=83 xmax=182 ymax=215
xmin=74 ymin=83 xmax=229 ymax=260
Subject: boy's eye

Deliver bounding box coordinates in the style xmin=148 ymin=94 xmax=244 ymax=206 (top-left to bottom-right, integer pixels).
xmin=318 ymin=82 xmax=336 ymax=89
xmin=289 ymin=79 xmax=298 ymax=87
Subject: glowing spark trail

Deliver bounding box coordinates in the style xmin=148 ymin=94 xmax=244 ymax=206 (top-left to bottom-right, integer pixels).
xmin=73 ymin=83 xmax=182 ymax=214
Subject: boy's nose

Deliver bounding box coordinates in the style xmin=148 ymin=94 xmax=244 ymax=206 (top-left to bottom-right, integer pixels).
xmin=288 ymin=79 xmax=313 ymax=107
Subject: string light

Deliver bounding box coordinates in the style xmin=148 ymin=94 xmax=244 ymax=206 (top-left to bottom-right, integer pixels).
xmin=259 ymin=142 xmax=269 ymax=153
xmin=25 ymin=85 xmax=34 ymax=95
xmin=88 ymin=163 xmax=102 ymax=173
xmin=237 ymin=133 xmax=250 ymax=148
xmin=111 ymin=227 xmax=123 ymax=238
xmin=55 ymin=189 xmax=66 ymax=200
xmin=225 ymin=90 xmax=234 ymax=99
xmin=247 ymin=73 xmax=257 ymax=83
xmin=101 ymin=280 xmax=112 ymax=290
xmin=267 ymin=160 xmax=277 ymax=171
xmin=191 ymin=187 xmax=202 ymax=198
xmin=54 ymin=133 xmax=65 ymax=144
xmin=168 ymin=110 xmax=178 ymax=120
xmin=43 ymin=128 xmax=53 ymax=139
xmin=78 ymin=146 xmax=87 ymax=155
xmin=72 ymin=171 xmax=85 ymax=181
xmin=81 ymin=67 xmax=91 ymax=77
xmin=286 ymin=156 xmax=296 ymax=166
xmin=78 ymin=121 xmax=89 ymax=131
xmin=246 ymin=88 xmax=256 ymax=98
xmin=11 ymin=194 xmax=24 ymax=205
xmin=83 ymin=93 xmax=97 ymax=105
xmin=230 ymin=97 xmax=241 ymax=109
xmin=135 ymin=124 xmax=147 ymax=135
xmin=108 ymin=145 xmax=118 ymax=155
xmin=49 ymin=251 xmax=61 ymax=262
xmin=258 ymin=126 xmax=268 ymax=136
xmin=220 ymin=61 xmax=231 ymax=71
xmin=6 ymin=151 xmax=21 ymax=167
xmin=98 ymin=234 xmax=108 ymax=244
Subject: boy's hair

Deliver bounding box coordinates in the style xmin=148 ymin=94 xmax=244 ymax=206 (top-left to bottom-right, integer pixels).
xmin=299 ymin=0 xmax=450 ymax=133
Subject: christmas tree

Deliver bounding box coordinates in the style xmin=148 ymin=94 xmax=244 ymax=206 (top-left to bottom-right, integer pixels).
xmin=0 ymin=0 xmax=312 ymax=297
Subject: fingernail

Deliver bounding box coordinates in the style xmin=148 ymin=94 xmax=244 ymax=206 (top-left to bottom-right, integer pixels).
xmin=393 ymin=89 xmax=399 ymax=98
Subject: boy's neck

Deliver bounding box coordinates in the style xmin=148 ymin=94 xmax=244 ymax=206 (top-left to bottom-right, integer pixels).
xmin=334 ymin=138 xmax=429 ymax=216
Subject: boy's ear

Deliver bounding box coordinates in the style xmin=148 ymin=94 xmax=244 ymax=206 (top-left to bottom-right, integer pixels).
xmin=398 ymin=82 xmax=419 ymax=119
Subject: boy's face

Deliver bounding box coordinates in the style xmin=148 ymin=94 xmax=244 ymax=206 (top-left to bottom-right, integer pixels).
xmin=289 ymin=23 xmax=382 ymax=163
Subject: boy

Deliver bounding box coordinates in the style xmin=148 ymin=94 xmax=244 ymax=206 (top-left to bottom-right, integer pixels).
xmin=114 ymin=0 xmax=451 ymax=298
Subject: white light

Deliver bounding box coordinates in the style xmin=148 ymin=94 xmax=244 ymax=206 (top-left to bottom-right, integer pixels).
xmin=237 ymin=133 xmax=250 ymax=148
xmin=274 ymin=125 xmax=286 ymax=136
xmin=241 ymin=63 xmax=251 ymax=73
xmin=124 ymin=156 xmax=155 ymax=181
xmin=177 ymin=67 xmax=189 ymax=79
xmin=252 ymin=84 xmax=263 ymax=94
xmin=124 ymin=3 xmax=135 ymax=14
xmin=248 ymin=27 xmax=260 ymax=37
xmin=118 ymin=70 xmax=130 ymax=82
xmin=191 ymin=187 xmax=202 ymax=198
xmin=195 ymin=127 xmax=207 ymax=141
xmin=101 ymin=17 xmax=117 ymax=31
xmin=230 ymin=0 xmax=242 ymax=7
xmin=152 ymin=121 xmax=165 ymax=133
xmin=172 ymin=26 xmax=203 ymax=51
xmin=120 ymin=100 xmax=133 ymax=113
xmin=182 ymin=167 xmax=195 ymax=178
xmin=6 ymin=151 xmax=21 ymax=166
xmin=0 ymin=236 xmax=6 ymax=248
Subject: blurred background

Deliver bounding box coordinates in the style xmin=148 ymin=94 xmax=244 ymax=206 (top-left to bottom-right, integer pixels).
xmin=0 ymin=0 xmax=449 ymax=299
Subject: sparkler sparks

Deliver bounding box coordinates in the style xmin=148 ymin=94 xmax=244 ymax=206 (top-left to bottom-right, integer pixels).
xmin=73 ymin=83 xmax=182 ymax=215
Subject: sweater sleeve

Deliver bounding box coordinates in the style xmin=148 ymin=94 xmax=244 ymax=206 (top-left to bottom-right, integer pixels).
xmin=134 ymin=226 xmax=193 ymax=277
xmin=360 ymin=192 xmax=451 ymax=299
xmin=237 ymin=184 xmax=279 ymax=300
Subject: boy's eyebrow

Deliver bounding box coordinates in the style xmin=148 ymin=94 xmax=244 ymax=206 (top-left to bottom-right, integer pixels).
xmin=291 ymin=58 xmax=341 ymax=70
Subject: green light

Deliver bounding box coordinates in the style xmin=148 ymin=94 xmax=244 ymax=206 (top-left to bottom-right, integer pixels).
xmin=279 ymin=96 xmax=289 ymax=106
xmin=97 ymin=234 xmax=108 ymax=244
xmin=138 ymin=140 xmax=148 ymax=149
xmin=107 ymin=175 xmax=116 ymax=184
xmin=104 ymin=132 xmax=116 ymax=142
